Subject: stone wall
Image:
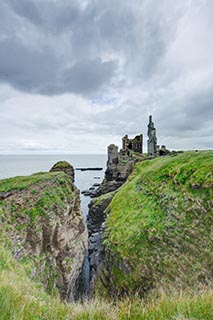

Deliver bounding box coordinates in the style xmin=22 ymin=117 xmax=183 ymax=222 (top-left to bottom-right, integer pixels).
xmin=107 ymin=144 xmax=119 ymax=164
xmin=122 ymin=134 xmax=143 ymax=154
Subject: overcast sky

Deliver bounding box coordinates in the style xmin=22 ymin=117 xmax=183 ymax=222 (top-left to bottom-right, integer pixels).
xmin=0 ymin=0 xmax=212 ymax=154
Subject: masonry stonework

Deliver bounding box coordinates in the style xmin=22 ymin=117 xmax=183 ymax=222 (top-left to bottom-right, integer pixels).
xmin=122 ymin=134 xmax=143 ymax=154
xmin=147 ymin=115 xmax=158 ymax=157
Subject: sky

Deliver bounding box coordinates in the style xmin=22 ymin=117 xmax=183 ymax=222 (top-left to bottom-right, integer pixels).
xmin=0 ymin=0 xmax=212 ymax=154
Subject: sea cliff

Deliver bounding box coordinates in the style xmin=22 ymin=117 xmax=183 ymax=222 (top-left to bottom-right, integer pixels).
xmin=0 ymin=162 xmax=87 ymax=300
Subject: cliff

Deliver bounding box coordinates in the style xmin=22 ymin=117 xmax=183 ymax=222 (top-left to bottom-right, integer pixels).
xmin=96 ymin=151 xmax=213 ymax=297
xmin=0 ymin=168 xmax=87 ymax=300
xmin=0 ymin=154 xmax=212 ymax=319
xmin=95 ymin=151 xmax=135 ymax=196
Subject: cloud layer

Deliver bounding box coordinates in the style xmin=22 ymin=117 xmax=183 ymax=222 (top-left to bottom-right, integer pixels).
xmin=0 ymin=0 xmax=212 ymax=153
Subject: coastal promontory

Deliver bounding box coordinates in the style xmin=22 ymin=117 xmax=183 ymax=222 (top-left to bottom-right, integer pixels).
xmin=0 ymin=164 xmax=87 ymax=300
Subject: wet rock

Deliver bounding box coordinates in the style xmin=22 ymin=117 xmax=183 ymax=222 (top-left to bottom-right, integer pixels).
xmin=81 ymin=190 xmax=97 ymax=197
xmin=87 ymin=192 xmax=115 ymax=296
xmin=76 ymin=167 xmax=103 ymax=171
xmin=81 ymin=190 xmax=91 ymax=195
xmin=0 ymin=191 xmax=12 ymax=200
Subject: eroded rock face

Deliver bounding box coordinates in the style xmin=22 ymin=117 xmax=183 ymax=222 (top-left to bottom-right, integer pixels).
xmin=0 ymin=171 xmax=87 ymax=301
xmin=87 ymin=193 xmax=115 ymax=296
xmin=95 ymin=160 xmax=134 ymax=196
xmin=50 ymin=161 xmax=75 ymax=182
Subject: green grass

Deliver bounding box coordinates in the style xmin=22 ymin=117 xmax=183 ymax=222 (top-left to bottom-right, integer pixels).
xmin=116 ymin=287 xmax=213 ymax=320
xmin=51 ymin=161 xmax=73 ymax=169
xmin=0 ymin=172 xmax=74 ymax=227
xmin=93 ymin=190 xmax=116 ymax=206
xmin=50 ymin=161 xmax=73 ymax=171
xmin=102 ymin=151 xmax=213 ymax=295
xmin=0 ymin=171 xmax=67 ymax=193
xmin=0 ymin=245 xmax=212 ymax=320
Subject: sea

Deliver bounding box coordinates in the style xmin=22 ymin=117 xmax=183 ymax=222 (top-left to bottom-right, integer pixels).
xmin=0 ymin=154 xmax=107 ymax=218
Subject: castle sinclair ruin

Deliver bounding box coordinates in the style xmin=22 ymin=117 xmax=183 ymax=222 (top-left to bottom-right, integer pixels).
xmin=107 ymin=115 xmax=168 ymax=165
xmin=122 ymin=134 xmax=143 ymax=154
xmin=147 ymin=115 xmax=158 ymax=157
xmin=107 ymin=144 xmax=119 ymax=164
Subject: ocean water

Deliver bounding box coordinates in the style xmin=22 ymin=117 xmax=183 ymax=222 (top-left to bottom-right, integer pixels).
xmin=0 ymin=154 xmax=107 ymax=217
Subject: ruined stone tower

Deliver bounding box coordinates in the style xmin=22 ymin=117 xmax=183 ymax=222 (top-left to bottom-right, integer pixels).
xmin=122 ymin=134 xmax=143 ymax=154
xmin=147 ymin=115 xmax=157 ymax=157
xmin=107 ymin=144 xmax=119 ymax=164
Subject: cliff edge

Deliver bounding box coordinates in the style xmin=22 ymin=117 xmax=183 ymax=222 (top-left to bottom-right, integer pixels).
xmin=0 ymin=166 xmax=87 ymax=300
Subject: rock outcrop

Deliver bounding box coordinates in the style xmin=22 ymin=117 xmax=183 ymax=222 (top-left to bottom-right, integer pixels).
xmin=0 ymin=168 xmax=87 ymax=301
xmin=95 ymin=152 xmax=134 ymax=196
xmin=50 ymin=161 xmax=75 ymax=182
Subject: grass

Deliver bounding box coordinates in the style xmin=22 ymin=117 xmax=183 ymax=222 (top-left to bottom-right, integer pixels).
xmin=0 ymin=245 xmax=212 ymax=320
xmin=0 ymin=171 xmax=67 ymax=193
xmin=93 ymin=190 xmax=117 ymax=206
xmin=50 ymin=161 xmax=73 ymax=169
xmin=0 ymin=172 xmax=74 ymax=227
xmin=101 ymin=151 xmax=213 ymax=296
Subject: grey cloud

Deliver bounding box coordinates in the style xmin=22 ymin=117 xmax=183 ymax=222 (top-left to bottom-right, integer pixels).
xmin=0 ymin=0 xmax=118 ymax=95
xmin=63 ymin=59 xmax=117 ymax=94
xmin=0 ymin=0 xmax=213 ymax=153
xmin=0 ymin=0 xmax=184 ymax=95
xmin=6 ymin=0 xmax=81 ymax=32
xmin=157 ymin=85 xmax=213 ymax=135
xmin=0 ymin=38 xmax=58 ymax=93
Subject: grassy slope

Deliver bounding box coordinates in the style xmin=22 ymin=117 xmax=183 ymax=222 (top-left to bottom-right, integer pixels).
xmin=0 ymin=245 xmax=212 ymax=320
xmin=103 ymin=151 xmax=213 ymax=294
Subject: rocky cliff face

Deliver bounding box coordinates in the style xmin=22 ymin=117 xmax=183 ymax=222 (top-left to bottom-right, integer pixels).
xmin=95 ymin=157 xmax=134 ymax=196
xmin=0 ymin=169 xmax=87 ymax=300
xmin=87 ymin=192 xmax=115 ymax=296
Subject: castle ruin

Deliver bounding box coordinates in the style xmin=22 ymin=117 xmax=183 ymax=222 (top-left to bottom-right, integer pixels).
xmin=122 ymin=134 xmax=143 ymax=154
xmin=107 ymin=115 xmax=168 ymax=163
xmin=107 ymin=144 xmax=119 ymax=164
xmin=147 ymin=115 xmax=158 ymax=157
